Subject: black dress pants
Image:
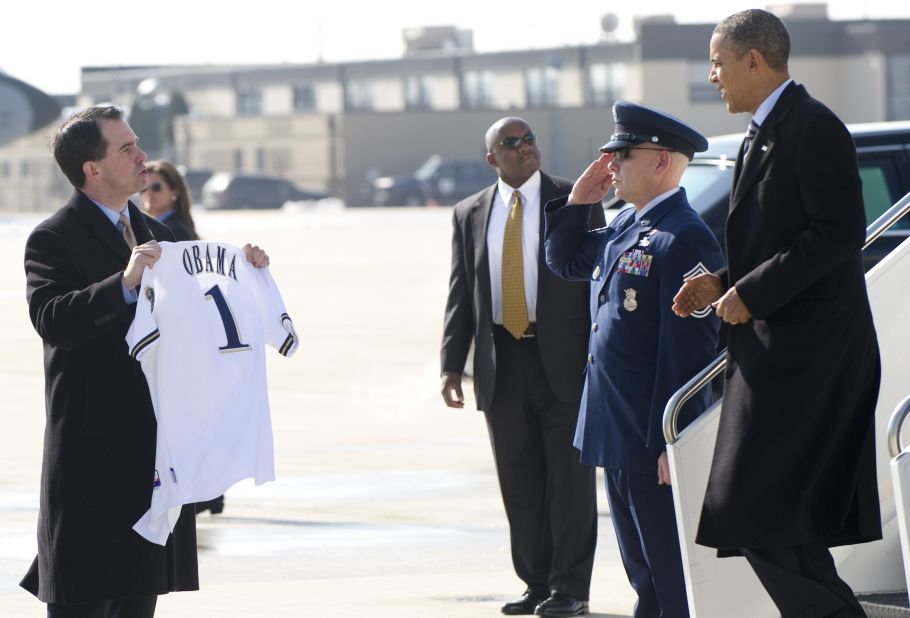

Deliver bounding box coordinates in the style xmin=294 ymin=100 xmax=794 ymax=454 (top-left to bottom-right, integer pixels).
xmin=47 ymin=596 xmax=157 ymax=618
xmin=742 ymin=544 xmax=865 ymax=617
xmin=483 ymin=327 xmax=597 ymax=600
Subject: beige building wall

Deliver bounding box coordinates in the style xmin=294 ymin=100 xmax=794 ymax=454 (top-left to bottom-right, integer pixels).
xmin=0 ymin=127 xmax=70 ymax=212
xmin=186 ymin=86 xmax=237 ymax=118
xmin=314 ymin=82 xmax=342 ymax=113
xmin=558 ymin=66 xmax=585 ymax=108
xmin=176 ymin=114 xmax=337 ymax=194
xmin=791 ymin=54 xmax=885 ymax=123
xmin=371 ymin=77 xmax=404 ymax=112
xmin=429 ymin=74 xmax=459 ymax=110
xmin=262 ymin=85 xmax=292 ymax=116
xmin=493 ymin=70 xmax=526 ymax=109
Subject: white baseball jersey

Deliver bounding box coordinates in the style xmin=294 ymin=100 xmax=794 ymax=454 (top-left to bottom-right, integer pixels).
xmin=126 ymin=241 xmax=298 ymax=545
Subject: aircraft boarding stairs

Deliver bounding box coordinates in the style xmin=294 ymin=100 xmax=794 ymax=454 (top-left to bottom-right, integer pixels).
xmin=662 ymin=190 xmax=910 ymax=617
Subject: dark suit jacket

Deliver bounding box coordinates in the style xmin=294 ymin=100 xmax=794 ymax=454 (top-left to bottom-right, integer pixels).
xmin=696 ymin=83 xmax=882 ymax=550
xmin=441 ymin=172 xmax=605 ymax=411
xmin=161 ymin=210 xmax=198 ymax=241
xmin=21 ymin=191 xmax=199 ymax=603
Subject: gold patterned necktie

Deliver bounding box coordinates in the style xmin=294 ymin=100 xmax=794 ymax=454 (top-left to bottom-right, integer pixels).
xmin=118 ymin=212 xmax=137 ymax=249
xmin=501 ymin=190 xmax=530 ymax=339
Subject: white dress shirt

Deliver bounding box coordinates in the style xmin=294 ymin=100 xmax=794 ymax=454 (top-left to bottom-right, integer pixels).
xmin=487 ymin=170 xmax=541 ymax=325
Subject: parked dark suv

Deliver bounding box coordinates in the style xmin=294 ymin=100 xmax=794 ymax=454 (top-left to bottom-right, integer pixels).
xmin=372 ymin=155 xmax=497 ymax=207
xmin=202 ymin=173 xmax=327 ymax=210
xmin=178 ymin=167 xmax=213 ymax=206
xmin=606 ymin=121 xmax=910 ymax=271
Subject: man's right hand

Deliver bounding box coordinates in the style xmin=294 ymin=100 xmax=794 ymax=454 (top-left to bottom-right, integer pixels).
xmin=441 ymin=372 xmax=465 ymax=408
xmin=567 ymin=153 xmax=615 ymax=205
xmin=123 ymin=241 xmax=162 ymax=289
xmin=672 ymin=272 xmax=724 ymax=318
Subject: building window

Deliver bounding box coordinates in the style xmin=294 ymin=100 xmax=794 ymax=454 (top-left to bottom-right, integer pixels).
xmin=0 ymin=160 xmax=9 ymax=178
xmin=887 ymin=54 xmax=910 ymax=121
xmin=346 ymin=80 xmax=373 ymax=111
xmin=688 ymin=62 xmax=716 ymax=103
xmin=236 ymin=86 xmax=262 ymax=116
xmin=525 ymin=67 xmax=560 ymax=108
xmin=588 ymin=62 xmax=626 ymax=106
xmin=293 ymin=83 xmax=317 ymax=112
xmin=462 ymin=70 xmax=494 ymax=109
xmin=404 ymin=75 xmax=432 ymax=110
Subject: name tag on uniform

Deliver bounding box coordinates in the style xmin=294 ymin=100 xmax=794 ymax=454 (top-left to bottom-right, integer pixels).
xmin=617 ymin=249 xmax=653 ymax=277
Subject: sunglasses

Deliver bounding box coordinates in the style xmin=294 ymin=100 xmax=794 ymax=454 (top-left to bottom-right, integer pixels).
xmin=141 ymin=182 xmax=164 ymax=194
xmin=611 ymin=146 xmax=670 ymax=161
xmin=498 ymin=133 xmax=537 ymax=149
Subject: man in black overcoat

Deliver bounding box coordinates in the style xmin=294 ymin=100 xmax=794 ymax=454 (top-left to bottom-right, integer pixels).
xmin=673 ymin=10 xmax=881 ymax=617
xmin=22 ymin=106 xmax=270 ymax=617
xmin=440 ymin=117 xmax=602 ymax=616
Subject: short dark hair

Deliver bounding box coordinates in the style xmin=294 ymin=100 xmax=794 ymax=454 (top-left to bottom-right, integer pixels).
xmin=714 ymin=9 xmax=790 ymax=72
xmin=51 ymin=106 xmax=124 ymax=188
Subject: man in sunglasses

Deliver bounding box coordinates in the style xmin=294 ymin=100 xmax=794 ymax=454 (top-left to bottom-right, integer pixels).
xmin=545 ymin=100 xmax=724 ymax=618
xmin=441 ymin=117 xmax=603 ymax=616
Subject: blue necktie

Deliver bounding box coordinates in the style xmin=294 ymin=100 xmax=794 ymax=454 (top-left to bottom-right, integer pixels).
xmin=742 ymin=119 xmax=759 ymax=160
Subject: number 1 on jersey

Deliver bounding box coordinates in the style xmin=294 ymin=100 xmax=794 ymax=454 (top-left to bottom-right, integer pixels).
xmin=204 ymin=284 xmax=251 ymax=352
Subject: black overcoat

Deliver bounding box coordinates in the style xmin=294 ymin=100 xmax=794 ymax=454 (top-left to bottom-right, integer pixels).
xmin=21 ymin=191 xmax=199 ymax=604
xmin=696 ymin=83 xmax=882 ymax=550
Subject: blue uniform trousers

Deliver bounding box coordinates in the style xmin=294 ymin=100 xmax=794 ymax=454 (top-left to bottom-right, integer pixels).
xmin=605 ymin=468 xmax=689 ymax=618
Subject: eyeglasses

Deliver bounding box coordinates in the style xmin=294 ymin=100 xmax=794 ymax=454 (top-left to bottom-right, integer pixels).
xmin=611 ymin=147 xmax=670 ymax=161
xmin=498 ymin=133 xmax=537 ymax=149
xmin=141 ymin=182 xmax=163 ymax=194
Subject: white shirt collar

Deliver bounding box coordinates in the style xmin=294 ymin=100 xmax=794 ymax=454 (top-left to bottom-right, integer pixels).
xmin=497 ymin=170 xmax=541 ymax=207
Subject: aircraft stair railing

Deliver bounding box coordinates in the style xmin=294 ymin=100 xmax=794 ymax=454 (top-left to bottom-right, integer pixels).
xmin=660 ymin=189 xmax=910 ymax=617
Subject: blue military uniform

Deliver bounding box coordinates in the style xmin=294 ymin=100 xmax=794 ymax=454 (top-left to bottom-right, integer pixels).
xmin=545 ymin=101 xmax=724 ymax=618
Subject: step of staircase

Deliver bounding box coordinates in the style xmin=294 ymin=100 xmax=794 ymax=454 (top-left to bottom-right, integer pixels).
xmin=860 ymin=593 xmax=910 ymax=617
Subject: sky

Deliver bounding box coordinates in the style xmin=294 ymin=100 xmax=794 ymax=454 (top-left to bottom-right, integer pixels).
xmin=3 ymin=0 xmax=910 ymax=95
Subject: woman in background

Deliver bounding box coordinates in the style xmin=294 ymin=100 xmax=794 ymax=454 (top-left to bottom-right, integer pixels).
xmin=141 ymin=160 xmax=199 ymax=241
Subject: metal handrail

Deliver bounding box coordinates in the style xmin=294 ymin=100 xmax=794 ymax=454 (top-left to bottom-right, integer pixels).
xmin=864 ymin=189 xmax=910 ymax=250
xmin=663 ymin=353 xmax=726 ymax=443
xmin=662 ymin=189 xmax=910 ymax=445
xmin=887 ymin=395 xmax=910 ymax=458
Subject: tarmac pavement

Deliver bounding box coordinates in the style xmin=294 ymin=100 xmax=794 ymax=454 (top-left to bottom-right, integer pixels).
xmin=0 ymin=205 xmax=635 ymax=617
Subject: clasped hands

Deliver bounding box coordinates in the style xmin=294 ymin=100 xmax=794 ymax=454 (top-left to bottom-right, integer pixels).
xmin=672 ymin=273 xmax=751 ymax=325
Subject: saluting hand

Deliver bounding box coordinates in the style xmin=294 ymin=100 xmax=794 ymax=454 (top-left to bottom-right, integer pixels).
xmin=123 ymin=241 xmax=161 ymax=289
xmin=567 ymin=154 xmax=615 ymax=206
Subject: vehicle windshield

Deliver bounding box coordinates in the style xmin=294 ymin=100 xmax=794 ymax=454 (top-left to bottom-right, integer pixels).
xmin=680 ymin=161 xmax=735 ymax=217
xmin=605 ymin=159 xmax=734 ymax=216
xmin=415 ymin=156 xmax=442 ymax=181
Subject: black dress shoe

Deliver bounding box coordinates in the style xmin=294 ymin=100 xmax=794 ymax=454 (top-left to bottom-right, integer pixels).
xmin=502 ymin=590 xmax=548 ymax=615
xmin=534 ymin=593 xmax=589 ymax=617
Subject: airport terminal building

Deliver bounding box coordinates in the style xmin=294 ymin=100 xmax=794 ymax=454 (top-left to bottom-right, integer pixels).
xmin=1 ymin=4 xmax=909 ymax=210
